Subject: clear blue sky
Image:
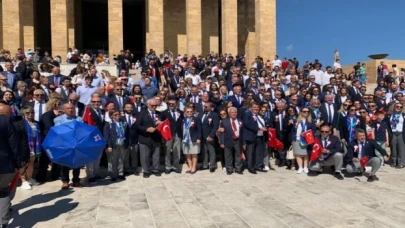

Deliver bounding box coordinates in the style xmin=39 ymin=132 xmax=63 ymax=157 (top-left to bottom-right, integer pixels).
xmin=276 ymin=0 xmax=405 ymax=66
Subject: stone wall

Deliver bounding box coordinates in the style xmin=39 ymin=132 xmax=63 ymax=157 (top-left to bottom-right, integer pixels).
xmin=163 ymin=0 xmax=186 ymax=56
xmin=202 ymin=0 xmax=219 ymax=55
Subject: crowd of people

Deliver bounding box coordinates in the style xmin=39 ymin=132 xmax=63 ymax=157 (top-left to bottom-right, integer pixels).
xmin=1 ymin=47 xmax=405 ymax=226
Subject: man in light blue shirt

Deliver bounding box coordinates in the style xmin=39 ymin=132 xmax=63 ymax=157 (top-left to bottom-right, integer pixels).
xmin=53 ymin=103 xmax=83 ymax=189
xmin=77 ymin=76 xmax=98 ymax=105
xmin=82 ymin=68 xmax=104 ymax=87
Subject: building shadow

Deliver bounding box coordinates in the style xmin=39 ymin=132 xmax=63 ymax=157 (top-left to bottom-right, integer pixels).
xmin=9 ymin=198 xmax=78 ymax=228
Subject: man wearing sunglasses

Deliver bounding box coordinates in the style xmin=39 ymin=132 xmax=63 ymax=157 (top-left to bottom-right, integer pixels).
xmin=26 ymin=89 xmax=46 ymax=122
xmin=309 ymin=125 xmax=344 ymax=180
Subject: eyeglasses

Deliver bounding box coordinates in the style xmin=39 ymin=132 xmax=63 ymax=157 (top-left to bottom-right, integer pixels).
xmin=115 ymin=89 xmax=123 ymax=91
xmin=150 ymin=105 xmax=157 ymax=107
xmin=35 ymin=94 xmax=44 ymax=96
xmin=91 ymin=100 xmax=101 ymax=103
xmin=395 ymin=106 xmax=403 ymax=108
xmin=320 ymin=131 xmax=329 ymax=133
xmin=359 ymin=111 xmax=367 ymax=113
xmin=302 ymin=111 xmax=309 ymax=113
xmin=291 ymin=99 xmax=298 ymax=101
xmin=134 ymin=97 xmax=141 ymax=99
xmin=70 ymin=99 xmax=78 ymax=102
xmin=25 ymin=112 xmax=34 ymax=114
xmin=185 ymin=111 xmax=193 ymax=113
xmin=368 ymin=105 xmax=376 ymax=108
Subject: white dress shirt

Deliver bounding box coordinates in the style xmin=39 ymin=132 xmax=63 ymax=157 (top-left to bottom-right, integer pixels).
xmin=34 ymin=100 xmax=46 ymax=122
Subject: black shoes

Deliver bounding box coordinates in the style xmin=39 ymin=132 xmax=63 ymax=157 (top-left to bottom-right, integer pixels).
xmin=334 ymin=172 xmax=344 ymax=180
xmin=111 ymin=178 xmax=117 ymax=182
xmin=256 ymin=168 xmax=268 ymax=173
xmin=210 ymin=168 xmax=216 ymax=173
xmin=200 ymin=167 xmax=209 ymax=171
xmin=143 ymin=173 xmax=151 ymax=178
xmin=235 ymin=170 xmax=243 ymax=175
xmin=373 ymin=175 xmax=379 ymax=181
xmin=367 ymin=176 xmax=374 ymax=182
xmin=118 ymin=175 xmax=126 ymax=180
xmin=173 ymin=169 xmax=181 ymax=174
xmin=248 ymin=169 xmax=257 ymax=174
xmin=153 ymin=172 xmax=162 ymax=177
xmin=396 ymin=165 xmax=404 ymax=169
xmin=88 ymin=178 xmax=97 ymax=184
xmin=165 ymin=169 xmax=171 ymax=174
xmin=226 ymin=171 xmax=233 ymax=175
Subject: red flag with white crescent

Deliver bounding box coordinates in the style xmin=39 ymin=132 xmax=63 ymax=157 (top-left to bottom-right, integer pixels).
xmin=156 ymin=119 xmax=172 ymax=141
xmin=267 ymin=128 xmax=277 ymax=147
xmin=82 ymin=106 xmax=96 ymax=126
xmin=310 ymin=137 xmax=323 ymax=162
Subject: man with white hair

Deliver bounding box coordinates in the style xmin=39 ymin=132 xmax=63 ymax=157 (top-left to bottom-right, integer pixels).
xmin=134 ymin=98 xmax=165 ymax=178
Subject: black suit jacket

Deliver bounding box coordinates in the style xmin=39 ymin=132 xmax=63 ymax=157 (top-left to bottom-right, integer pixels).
xmin=219 ymin=118 xmax=244 ymax=148
xmin=48 ymin=74 xmax=65 ymax=86
xmin=134 ymin=110 xmax=165 ymax=146
xmin=133 ymin=103 xmax=146 ymax=117
xmin=39 ymin=110 xmax=57 ymax=139
xmin=345 ymin=139 xmax=387 ymax=163
xmin=0 ymin=116 xmax=28 ymax=174
xmin=104 ymin=121 xmax=128 ymax=149
xmin=14 ymin=119 xmax=31 ymax=160
xmin=120 ymin=114 xmax=138 ymax=146
xmin=348 ymin=86 xmax=362 ymax=102
xmin=161 ymin=109 xmax=184 ymax=139
xmin=338 ymin=115 xmax=366 ymax=142
xmin=107 ymin=95 xmax=130 ymax=111
xmin=320 ymin=103 xmax=338 ymax=125
xmin=76 ymin=102 xmax=85 ymax=117
xmin=197 ymin=111 xmax=220 ymax=139
xmin=317 ymin=135 xmax=342 ymax=160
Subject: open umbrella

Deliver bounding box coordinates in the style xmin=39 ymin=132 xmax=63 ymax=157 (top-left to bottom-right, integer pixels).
xmin=42 ymin=120 xmax=106 ymax=169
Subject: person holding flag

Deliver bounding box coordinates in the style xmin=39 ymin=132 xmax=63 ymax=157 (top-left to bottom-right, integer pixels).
xmin=308 ymin=125 xmax=344 ymax=180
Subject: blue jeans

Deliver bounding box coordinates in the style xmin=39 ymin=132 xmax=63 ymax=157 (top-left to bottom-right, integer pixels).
xmin=360 ymin=74 xmax=366 ymax=84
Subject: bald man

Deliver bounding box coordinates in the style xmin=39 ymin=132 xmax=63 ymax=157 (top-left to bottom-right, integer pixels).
xmin=0 ymin=103 xmax=29 ymax=227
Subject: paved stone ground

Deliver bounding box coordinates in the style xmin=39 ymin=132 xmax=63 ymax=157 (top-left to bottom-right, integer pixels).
xmin=9 ymin=159 xmax=405 ymax=228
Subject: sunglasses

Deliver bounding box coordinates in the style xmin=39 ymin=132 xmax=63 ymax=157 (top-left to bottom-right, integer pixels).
xmin=320 ymin=131 xmax=329 ymax=133
xmin=70 ymin=99 xmax=78 ymax=102
xmin=395 ymin=106 xmax=403 ymax=108
xmin=359 ymin=111 xmax=367 ymax=113
xmin=168 ymin=103 xmax=176 ymax=105
xmin=91 ymin=100 xmax=101 ymax=103
xmin=368 ymin=105 xmax=376 ymax=108
xmin=150 ymin=105 xmax=157 ymax=107
xmin=115 ymin=89 xmax=123 ymax=91
xmin=302 ymin=111 xmax=309 ymax=113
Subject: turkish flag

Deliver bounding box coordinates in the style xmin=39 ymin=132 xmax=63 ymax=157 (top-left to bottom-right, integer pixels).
xmin=310 ymin=137 xmax=323 ymax=162
xmin=267 ymin=128 xmax=277 ymax=147
xmin=360 ymin=156 xmax=369 ymax=168
xmin=82 ymin=106 xmax=95 ymax=126
xmin=8 ymin=173 xmax=19 ymax=191
xmin=156 ymin=119 xmax=172 ymax=141
xmin=379 ymin=107 xmax=385 ymax=114
xmin=302 ymin=129 xmax=315 ymax=145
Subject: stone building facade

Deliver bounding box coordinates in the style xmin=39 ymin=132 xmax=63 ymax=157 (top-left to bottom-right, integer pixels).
xmin=0 ymin=0 xmax=276 ymax=62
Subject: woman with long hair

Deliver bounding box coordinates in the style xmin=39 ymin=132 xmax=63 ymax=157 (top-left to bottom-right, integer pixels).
xmin=290 ymin=107 xmax=316 ymax=174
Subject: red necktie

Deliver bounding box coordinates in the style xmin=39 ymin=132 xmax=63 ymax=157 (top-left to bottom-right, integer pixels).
xmin=231 ymin=119 xmax=237 ymax=139
xmin=55 ymin=76 xmax=59 ymax=85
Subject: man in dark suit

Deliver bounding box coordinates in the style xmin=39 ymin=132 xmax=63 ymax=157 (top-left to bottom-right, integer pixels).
xmin=107 ymin=85 xmax=130 ymax=113
xmin=134 ymin=98 xmax=165 ymax=178
xmin=345 ymin=128 xmax=389 ymax=182
xmin=161 ymin=98 xmax=183 ymax=174
xmin=0 ymin=103 xmax=29 ymax=227
xmin=35 ymin=102 xmax=62 ymax=183
xmin=309 ymin=125 xmax=344 ymax=180
xmin=84 ymin=94 xmax=105 ymax=183
xmin=133 ymin=94 xmax=146 ymax=117
xmin=121 ymin=103 xmax=139 ymax=176
xmin=197 ymin=102 xmax=220 ymax=172
xmin=348 ymin=80 xmax=362 ymax=102
xmin=228 ymin=84 xmax=244 ymax=109
xmin=25 ymin=89 xmax=47 ymax=122
xmin=243 ymin=102 xmax=267 ymax=174
xmin=320 ymin=94 xmax=338 ymax=126
xmin=274 ymin=102 xmax=289 ymax=168
xmin=219 ymin=107 xmax=243 ymax=175
xmin=48 ymin=67 xmax=65 ymax=87
xmin=168 ymin=68 xmax=182 ymax=93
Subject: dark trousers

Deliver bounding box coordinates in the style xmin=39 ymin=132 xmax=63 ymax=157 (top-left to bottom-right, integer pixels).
xmin=61 ymin=166 xmax=80 ymax=183
xmin=139 ymin=143 xmax=160 ymax=174
xmin=36 ymin=151 xmax=60 ymax=182
xmin=246 ymin=136 xmax=265 ymax=170
xmin=224 ymin=139 xmax=242 ymax=172
xmin=0 ymin=173 xmax=14 ymax=226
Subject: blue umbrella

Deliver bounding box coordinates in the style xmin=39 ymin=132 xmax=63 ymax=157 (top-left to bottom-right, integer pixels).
xmin=42 ymin=120 xmax=106 ymax=169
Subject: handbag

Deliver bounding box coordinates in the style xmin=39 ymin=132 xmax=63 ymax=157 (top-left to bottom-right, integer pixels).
xmin=286 ymin=145 xmax=294 ymax=160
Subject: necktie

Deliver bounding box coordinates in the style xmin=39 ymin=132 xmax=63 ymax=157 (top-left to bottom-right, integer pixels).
xmin=323 ymin=138 xmax=327 ymax=148
xmin=118 ymin=96 xmax=123 ymax=111
xmin=360 ymin=142 xmax=365 ymax=158
xmin=172 ymin=110 xmax=176 ymax=121
xmin=151 ymin=112 xmax=155 ymax=122
xmin=202 ymin=112 xmax=208 ymax=123
xmin=127 ymin=115 xmax=131 ymax=126
xmin=232 ymin=119 xmax=237 ymax=139
xmin=279 ymin=113 xmax=283 ymax=131
xmin=55 ymin=76 xmax=59 ymax=85
xmin=328 ymin=104 xmax=333 ymax=123
xmin=39 ymin=102 xmax=43 ymax=117
xmin=97 ymin=109 xmax=102 ymax=120
xmin=193 ymin=96 xmax=197 ymax=103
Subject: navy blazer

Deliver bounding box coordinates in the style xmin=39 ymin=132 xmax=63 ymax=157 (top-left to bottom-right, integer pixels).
xmin=181 ymin=116 xmax=202 ymax=142
xmin=197 ymin=111 xmax=220 ymax=139
xmin=161 ymin=109 xmax=184 ymax=139
xmin=228 ymin=95 xmax=244 ymax=109
xmin=219 ymin=118 xmax=244 ymax=148
xmin=320 ymin=103 xmax=339 ymax=125
xmin=133 ymin=103 xmax=146 ymax=117
xmin=288 ymin=119 xmax=316 ymax=142
xmin=104 ymin=121 xmax=128 ymax=149
xmin=242 ymin=110 xmax=259 ymax=143
xmin=345 ymin=139 xmax=387 ymax=164
xmin=48 ymin=74 xmax=65 ymax=86
xmin=120 ymin=115 xmax=138 ymax=146
xmin=107 ymin=95 xmax=130 ymax=111
xmin=338 ymin=115 xmax=366 ymax=142
xmin=317 ymin=135 xmax=342 ymax=160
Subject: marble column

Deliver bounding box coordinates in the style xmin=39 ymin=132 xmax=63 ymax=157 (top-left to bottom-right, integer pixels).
xmin=202 ymin=0 xmax=218 ymax=54
xmin=221 ymin=0 xmax=238 ymax=55
xmin=50 ymin=0 xmax=68 ymax=60
xmin=108 ymin=0 xmax=123 ymax=58
xmin=21 ymin=0 xmax=35 ymax=51
xmin=67 ymin=0 xmax=75 ymax=50
xmin=146 ymin=0 xmax=164 ymax=55
xmin=186 ymin=0 xmax=202 ymax=55
xmin=0 ymin=0 xmax=3 ymax=49
xmin=255 ymin=0 xmax=276 ymax=61
xmin=2 ymin=0 xmax=22 ymax=52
